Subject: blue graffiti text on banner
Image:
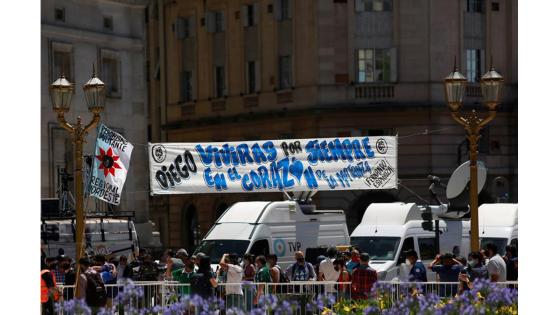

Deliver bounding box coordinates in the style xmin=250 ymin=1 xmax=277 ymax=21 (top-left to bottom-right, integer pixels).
xmin=239 ymin=158 xmax=317 ymax=192
xmin=336 ymin=161 xmax=372 ymax=188
xmin=149 ymin=136 xmax=397 ymax=194
xmin=195 ymin=141 xmax=277 ymax=168
xmin=305 ymin=138 xmax=375 ymax=165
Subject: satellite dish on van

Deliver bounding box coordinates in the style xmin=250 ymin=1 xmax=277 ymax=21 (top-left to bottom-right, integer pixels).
xmin=446 ymin=161 xmax=487 ymax=199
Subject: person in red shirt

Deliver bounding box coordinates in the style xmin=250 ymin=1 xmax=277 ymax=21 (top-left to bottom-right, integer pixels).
xmin=351 ymin=253 xmax=377 ymax=300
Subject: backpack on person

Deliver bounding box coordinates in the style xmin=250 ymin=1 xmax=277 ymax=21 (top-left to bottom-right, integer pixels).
xmin=274 ymin=266 xmax=290 ymax=294
xmin=85 ymin=272 xmax=108 ymax=307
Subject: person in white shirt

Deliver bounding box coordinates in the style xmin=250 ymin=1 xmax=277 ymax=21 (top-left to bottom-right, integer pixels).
xmin=219 ymin=253 xmax=244 ymax=309
xmin=485 ymin=243 xmax=507 ymax=282
xmin=318 ymin=247 xmax=339 ymax=296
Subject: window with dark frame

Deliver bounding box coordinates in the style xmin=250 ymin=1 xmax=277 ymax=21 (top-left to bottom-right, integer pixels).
xmin=185 ymin=18 xmax=190 ymax=37
xmin=278 ymin=55 xmax=292 ymax=90
xmin=280 ymin=0 xmax=289 ymax=20
xmin=249 ymin=239 xmax=270 ymax=257
xmin=247 ymin=61 xmax=256 ymax=94
xmin=181 ymin=71 xmax=193 ymax=102
xmin=55 ymin=8 xmax=65 ymax=22
xmin=103 ymin=16 xmax=113 ymax=31
xmin=102 ymin=57 xmax=120 ymax=96
xmin=397 ymin=237 xmax=415 ymax=264
xmin=467 ymin=0 xmax=484 ymax=13
xmin=418 ymin=238 xmax=437 ymax=260
xmin=215 ymin=11 xmax=224 ymax=32
xmin=247 ymin=4 xmax=255 ymax=26
xmin=215 ymin=66 xmax=225 ymax=97
xmin=491 ymin=2 xmax=499 ymax=11
xmin=52 ymin=50 xmax=72 ymax=83
xmin=466 ymin=49 xmax=483 ymax=83
xmin=357 ymin=48 xmax=390 ymax=83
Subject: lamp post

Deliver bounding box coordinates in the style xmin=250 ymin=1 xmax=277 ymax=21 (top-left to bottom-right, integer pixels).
xmin=49 ymin=66 xmax=106 ymax=296
xmin=443 ymin=60 xmax=503 ymax=252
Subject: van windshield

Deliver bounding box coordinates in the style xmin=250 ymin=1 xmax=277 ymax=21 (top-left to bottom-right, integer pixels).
xmin=351 ymin=237 xmax=401 ymax=261
xmin=195 ymin=240 xmax=250 ymax=264
xmin=480 ymin=238 xmax=508 ymax=256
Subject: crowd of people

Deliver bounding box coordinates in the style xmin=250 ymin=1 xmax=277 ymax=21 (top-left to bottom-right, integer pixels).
xmin=40 ymin=243 xmax=518 ymax=314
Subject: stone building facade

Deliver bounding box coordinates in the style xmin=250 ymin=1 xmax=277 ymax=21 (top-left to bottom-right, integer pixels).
xmin=146 ymin=0 xmax=517 ymax=251
xmin=41 ymin=0 xmax=159 ymax=247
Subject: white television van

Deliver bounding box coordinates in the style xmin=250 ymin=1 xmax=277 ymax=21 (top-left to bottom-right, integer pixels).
xmin=350 ymin=202 xmax=518 ymax=281
xmin=195 ymin=200 xmax=350 ymax=269
xmin=41 ymin=217 xmax=140 ymax=260
xmin=350 ymin=203 xmax=470 ymax=281
xmin=478 ymin=203 xmax=518 ymax=255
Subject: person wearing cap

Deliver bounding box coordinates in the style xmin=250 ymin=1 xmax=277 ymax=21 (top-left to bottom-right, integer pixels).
xmin=429 ymin=253 xmax=463 ymax=296
xmin=166 ymin=249 xmax=195 ymax=296
xmin=406 ymin=250 xmax=427 ymax=282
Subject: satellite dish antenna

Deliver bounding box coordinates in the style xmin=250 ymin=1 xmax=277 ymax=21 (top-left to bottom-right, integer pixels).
xmin=446 ymin=161 xmax=487 ymax=199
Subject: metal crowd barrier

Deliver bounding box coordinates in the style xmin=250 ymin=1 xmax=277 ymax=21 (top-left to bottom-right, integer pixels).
xmin=55 ymin=280 xmax=518 ymax=314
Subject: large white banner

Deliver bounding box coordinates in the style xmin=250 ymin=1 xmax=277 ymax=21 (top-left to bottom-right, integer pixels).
xmin=149 ymin=136 xmax=397 ymax=194
xmin=89 ymin=123 xmax=133 ymax=205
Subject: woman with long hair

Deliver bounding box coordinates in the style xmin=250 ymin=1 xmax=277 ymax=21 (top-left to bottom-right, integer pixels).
xmin=189 ymin=254 xmax=218 ymax=299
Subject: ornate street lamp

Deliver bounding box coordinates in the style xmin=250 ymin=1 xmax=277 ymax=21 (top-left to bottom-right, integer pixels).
xmin=444 ymin=59 xmax=503 ymax=252
xmin=49 ymin=66 xmax=105 ymax=296
xmin=480 ymin=65 xmax=504 ymax=111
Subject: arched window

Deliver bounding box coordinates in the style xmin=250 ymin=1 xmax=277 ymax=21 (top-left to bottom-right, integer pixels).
xmin=181 ymin=205 xmax=199 ymax=253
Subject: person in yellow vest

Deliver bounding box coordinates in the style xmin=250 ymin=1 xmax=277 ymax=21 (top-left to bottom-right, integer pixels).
xmin=41 ymin=262 xmax=61 ymax=315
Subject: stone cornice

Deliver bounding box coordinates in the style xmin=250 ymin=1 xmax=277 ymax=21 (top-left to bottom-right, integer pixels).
xmin=42 ymin=23 xmax=144 ymax=51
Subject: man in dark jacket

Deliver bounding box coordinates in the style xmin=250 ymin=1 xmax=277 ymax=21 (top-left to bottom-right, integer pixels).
xmin=406 ymin=250 xmax=427 ymax=282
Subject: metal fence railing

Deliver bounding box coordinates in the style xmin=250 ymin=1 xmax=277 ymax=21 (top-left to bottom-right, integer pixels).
xmin=54 ymin=280 xmax=518 ymax=314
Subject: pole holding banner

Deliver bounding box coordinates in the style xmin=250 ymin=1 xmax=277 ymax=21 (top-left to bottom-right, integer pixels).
xmin=149 ymin=136 xmax=398 ymax=195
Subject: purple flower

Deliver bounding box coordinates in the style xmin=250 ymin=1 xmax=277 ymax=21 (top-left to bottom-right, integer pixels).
xmin=364 ymin=305 xmax=380 ymax=314
xmin=55 ymin=299 xmax=92 ymax=315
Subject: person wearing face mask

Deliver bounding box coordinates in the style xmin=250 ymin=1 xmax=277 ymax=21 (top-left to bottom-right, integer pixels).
xmin=166 ymin=249 xmax=195 ymax=297
xmin=287 ymin=251 xmax=316 ymax=282
xmin=485 ymin=243 xmax=507 ymax=282
xmin=405 ymin=250 xmax=427 ymax=282
xmin=286 ymin=251 xmax=316 ymax=297
xmin=346 ymin=249 xmax=361 ymax=275
xmin=459 ymin=251 xmax=488 ymax=292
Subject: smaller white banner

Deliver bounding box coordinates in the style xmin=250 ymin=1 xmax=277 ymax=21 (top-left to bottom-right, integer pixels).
xmin=89 ymin=123 xmax=133 ymax=205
